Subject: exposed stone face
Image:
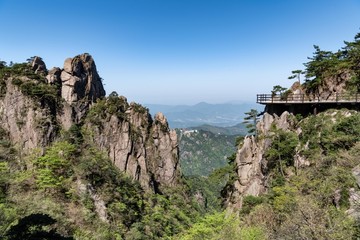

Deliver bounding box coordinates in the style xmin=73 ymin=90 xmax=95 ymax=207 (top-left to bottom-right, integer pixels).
xmin=0 ymin=54 xmax=181 ymax=193
xmin=287 ymin=70 xmax=352 ymax=100
xmin=60 ymin=53 xmax=105 ymax=104
xmin=63 ymin=58 xmax=73 ymax=73
xmin=31 ymin=56 xmax=47 ymax=75
xmin=315 ymin=71 xmax=351 ymax=98
xmin=46 ymin=67 xmax=62 ymax=85
xmin=60 ymin=71 xmax=81 ymax=103
xmin=151 ymin=113 xmax=179 ymax=187
xmin=86 ymin=107 xmax=180 ymax=191
xmin=55 ymin=53 xmax=107 ymax=129
xmin=224 ymin=112 xmax=293 ymax=210
xmin=0 ymin=77 xmax=57 ymax=151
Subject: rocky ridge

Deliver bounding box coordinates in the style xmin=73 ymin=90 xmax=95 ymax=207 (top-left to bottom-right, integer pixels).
xmin=0 ymin=54 xmax=179 ymax=191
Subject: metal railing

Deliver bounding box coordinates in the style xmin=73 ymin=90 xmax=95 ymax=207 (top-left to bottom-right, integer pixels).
xmin=257 ymin=93 xmax=360 ymax=104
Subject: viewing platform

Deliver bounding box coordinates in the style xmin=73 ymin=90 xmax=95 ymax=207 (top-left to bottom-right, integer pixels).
xmin=257 ymin=93 xmax=360 ymax=104
xmin=257 ymin=93 xmax=360 ymax=116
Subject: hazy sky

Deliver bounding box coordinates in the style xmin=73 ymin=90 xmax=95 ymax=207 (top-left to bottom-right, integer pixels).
xmin=1 ymin=0 xmax=360 ymax=104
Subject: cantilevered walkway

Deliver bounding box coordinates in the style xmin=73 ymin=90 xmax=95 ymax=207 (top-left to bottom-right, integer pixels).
xmin=257 ymin=93 xmax=360 ymax=115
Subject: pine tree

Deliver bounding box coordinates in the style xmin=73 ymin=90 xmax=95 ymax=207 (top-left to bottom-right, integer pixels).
xmin=243 ymin=109 xmax=259 ymax=136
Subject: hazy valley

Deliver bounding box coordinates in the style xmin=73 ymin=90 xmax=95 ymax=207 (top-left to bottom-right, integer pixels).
xmin=145 ymin=102 xmax=261 ymax=129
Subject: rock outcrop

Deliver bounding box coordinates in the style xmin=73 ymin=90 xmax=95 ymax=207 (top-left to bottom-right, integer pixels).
xmin=0 ymin=54 xmax=180 ymax=191
xmin=307 ymin=71 xmax=352 ymax=99
xmin=224 ymin=111 xmax=293 ymax=210
xmin=46 ymin=53 xmax=106 ymax=128
xmin=31 ymin=56 xmax=47 ymax=75
xmin=0 ymin=79 xmax=57 ymax=151
xmin=86 ymin=101 xmax=179 ymax=191
xmin=59 ymin=54 xmax=105 ymax=104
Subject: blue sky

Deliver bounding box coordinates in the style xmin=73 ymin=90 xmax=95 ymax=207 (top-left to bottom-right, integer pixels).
xmin=1 ymin=0 xmax=360 ymax=105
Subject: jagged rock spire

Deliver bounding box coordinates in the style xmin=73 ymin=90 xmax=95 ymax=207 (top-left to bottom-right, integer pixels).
xmin=58 ymin=53 xmax=105 ymax=103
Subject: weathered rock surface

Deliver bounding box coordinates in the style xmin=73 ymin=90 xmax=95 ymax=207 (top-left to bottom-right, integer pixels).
xmin=0 ymin=54 xmax=180 ymax=192
xmin=312 ymin=71 xmax=351 ymax=99
xmin=87 ymin=102 xmax=179 ymax=191
xmin=59 ymin=54 xmax=105 ymax=103
xmin=45 ymin=53 xmax=107 ymax=129
xmin=0 ymin=77 xmax=57 ymax=151
xmin=287 ymin=70 xmax=352 ymax=100
xmin=224 ymin=112 xmax=293 ymax=210
xmin=31 ymin=56 xmax=47 ymax=75
xmin=46 ymin=67 xmax=61 ymax=85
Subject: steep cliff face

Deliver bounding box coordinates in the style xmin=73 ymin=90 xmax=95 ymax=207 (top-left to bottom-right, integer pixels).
xmin=224 ymin=111 xmax=294 ymax=210
xmin=60 ymin=54 xmax=105 ymax=104
xmin=0 ymin=54 xmax=180 ymax=191
xmin=85 ymin=99 xmax=180 ymax=191
xmin=0 ymin=77 xmax=57 ymax=151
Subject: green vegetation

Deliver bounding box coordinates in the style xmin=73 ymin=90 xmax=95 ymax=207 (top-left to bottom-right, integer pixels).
xmin=264 ymin=127 xmax=298 ymax=185
xmin=288 ymin=69 xmax=305 ymax=83
xmin=0 ymin=124 xmax=203 ymax=239
xmin=5 ymin=213 xmax=73 ymax=240
xmin=184 ymin=165 xmax=232 ymax=212
xmin=174 ymin=211 xmax=265 ymax=240
xmin=177 ymin=129 xmax=239 ymax=176
xmin=0 ymin=60 xmax=61 ymax=112
xmin=243 ymin=109 xmax=259 ymax=136
xmin=301 ymin=33 xmax=360 ymax=94
xmin=34 ymin=141 xmax=76 ymax=191
xmin=236 ymin=109 xmax=360 ymax=239
xmin=178 ymin=129 xmax=241 ymax=213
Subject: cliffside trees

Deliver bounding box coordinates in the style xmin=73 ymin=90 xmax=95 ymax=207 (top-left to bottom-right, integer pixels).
xmin=264 ymin=128 xmax=298 ymax=183
xmin=343 ymin=32 xmax=360 ymax=92
xmin=271 ymin=85 xmax=287 ymax=96
xmin=236 ymin=110 xmax=360 ymax=239
xmin=243 ymin=109 xmax=259 ymax=136
xmin=302 ymin=32 xmax=360 ymax=94
xmin=288 ymin=69 xmax=305 ymax=84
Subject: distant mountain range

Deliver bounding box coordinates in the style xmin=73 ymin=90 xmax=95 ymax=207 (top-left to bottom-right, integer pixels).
xmin=145 ymin=102 xmax=263 ymax=129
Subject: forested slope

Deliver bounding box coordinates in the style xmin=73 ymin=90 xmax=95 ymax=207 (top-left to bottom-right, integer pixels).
xmin=177 ymin=31 xmax=360 ymax=240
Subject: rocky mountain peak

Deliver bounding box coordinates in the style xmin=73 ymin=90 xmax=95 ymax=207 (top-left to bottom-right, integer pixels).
xmin=56 ymin=53 xmax=105 ymax=104
xmin=154 ymin=112 xmax=169 ymax=128
xmin=0 ymin=54 xmax=180 ymax=192
xmin=31 ymin=56 xmax=47 ymax=75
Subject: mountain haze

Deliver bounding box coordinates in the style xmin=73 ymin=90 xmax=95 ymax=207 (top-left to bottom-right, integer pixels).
xmin=145 ymin=102 xmax=261 ymax=128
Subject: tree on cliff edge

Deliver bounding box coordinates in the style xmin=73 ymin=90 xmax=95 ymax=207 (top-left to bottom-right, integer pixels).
xmin=243 ymin=109 xmax=259 ymax=136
